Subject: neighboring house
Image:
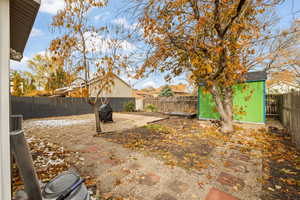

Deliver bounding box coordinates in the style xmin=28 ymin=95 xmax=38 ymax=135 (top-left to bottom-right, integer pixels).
xmin=133 ymin=90 xmax=154 ymax=99
xmin=134 ymin=83 xmax=191 ymax=98
xmin=89 ymin=74 xmax=133 ymax=98
xmin=267 ymin=80 xmax=300 ymax=94
xmin=55 ymin=74 xmax=133 ymax=98
xmin=168 ymin=84 xmax=191 ymax=96
xmin=267 ymin=70 xmax=300 ymax=94
xmin=0 ymin=1 xmax=40 ymax=199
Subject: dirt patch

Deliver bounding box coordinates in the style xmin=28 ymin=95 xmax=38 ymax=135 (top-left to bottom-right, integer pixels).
xmin=102 ymin=117 xmax=221 ymax=171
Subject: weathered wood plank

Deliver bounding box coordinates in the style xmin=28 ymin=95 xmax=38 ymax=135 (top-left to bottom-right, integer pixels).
xmin=278 ymin=92 xmax=300 ymax=149
xmin=10 ymin=130 xmax=42 ymax=200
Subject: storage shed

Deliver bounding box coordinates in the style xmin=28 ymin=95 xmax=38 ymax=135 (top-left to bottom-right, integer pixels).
xmin=198 ymin=71 xmax=267 ymax=123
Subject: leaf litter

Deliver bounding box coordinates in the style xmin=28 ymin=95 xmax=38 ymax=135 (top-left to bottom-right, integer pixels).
xmin=11 ymin=135 xmax=98 ymax=199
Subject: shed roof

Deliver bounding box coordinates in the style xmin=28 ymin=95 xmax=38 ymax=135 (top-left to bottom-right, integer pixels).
xmin=245 ymin=71 xmax=267 ymax=81
xmin=198 ymin=71 xmax=267 ymax=86
xmin=10 ymin=0 xmax=40 ymax=61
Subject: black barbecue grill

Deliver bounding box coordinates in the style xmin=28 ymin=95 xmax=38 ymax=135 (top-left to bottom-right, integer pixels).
xmin=99 ymin=103 xmax=113 ymax=123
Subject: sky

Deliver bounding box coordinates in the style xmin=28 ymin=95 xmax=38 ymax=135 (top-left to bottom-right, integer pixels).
xmin=10 ymin=0 xmax=300 ymax=90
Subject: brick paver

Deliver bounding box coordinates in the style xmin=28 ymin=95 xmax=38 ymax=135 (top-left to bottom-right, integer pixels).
xmin=167 ymin=180 xmax=189 ymax=193
xmin=103 ymin=158 xmax=122 ymax=166
xmin=128 ymin=162 xmax=142 ymax=170
xmin=217 ymin=172 xmax=245 ymax=190
xmin=138 ymin=173 xmax=161 ymax=186
xmin=205 ymin=188 xmax=239 ymax=200
xmin=229 ymin=152 xmax=250 ymax=162
xmin=154 ymin=193 xmax=177 ymax=200
xmin=82 ymin=145 xmax=101 ymax=153
xmin=223 ymin=159 xmax=248 ymax=173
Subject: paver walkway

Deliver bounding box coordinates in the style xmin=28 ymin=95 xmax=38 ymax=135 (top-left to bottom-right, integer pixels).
xmin=24 ymin=114 xmax=263 ymax=200
xmin=70 ymin=134 xmax=261 ymax=200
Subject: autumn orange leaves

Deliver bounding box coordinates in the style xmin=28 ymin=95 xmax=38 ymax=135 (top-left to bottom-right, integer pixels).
xmin=131 ymin=0 xmax=280 ymax=132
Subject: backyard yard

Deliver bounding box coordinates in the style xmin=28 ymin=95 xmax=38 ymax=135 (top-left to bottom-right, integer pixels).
xmin=11 ymin=112 xmax=300 ymax=200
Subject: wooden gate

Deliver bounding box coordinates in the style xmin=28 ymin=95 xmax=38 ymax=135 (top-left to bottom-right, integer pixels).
xmin=266 ymin=94 xmax=282 ymax=118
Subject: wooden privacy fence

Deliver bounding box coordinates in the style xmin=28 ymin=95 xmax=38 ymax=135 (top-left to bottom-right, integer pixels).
xmin=11 ymin=96 xmax=135 ymax=119
xmin=279 ymin=92 xmax=300 ymax=149
xmin=143 ymin=96 xmax=198 ymax=113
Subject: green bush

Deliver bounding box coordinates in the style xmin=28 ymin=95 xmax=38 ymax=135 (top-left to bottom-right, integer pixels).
xmin=145 ymin=104 xmax=157 ymax=112
xmin=159 ymin=85 xmax=174 ymax=97
xmin=124 ymin=101 xmax=135 ymax=112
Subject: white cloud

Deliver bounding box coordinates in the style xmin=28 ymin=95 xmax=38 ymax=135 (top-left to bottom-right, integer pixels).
xmin=10 ymin=56 xmax=30 ymax=71
xmin=112 ymin=18 xmax=138 ymax=30
xmin=94 ymin=15 xmax=102 ymax=20
xmin=94 ymin=12 xmax=109 ymax=21
xmin=40 ymin=0 xmax=65 ymax=15
xmin=113 ymin=18 xmax=128 ymax=26
xmin=30 ymin=28 xmax=43 ymax=37
xmin=142 ymin=81 xmax=156 ymax=88
xmin=84 ymin=31 xmax=136 ymax=53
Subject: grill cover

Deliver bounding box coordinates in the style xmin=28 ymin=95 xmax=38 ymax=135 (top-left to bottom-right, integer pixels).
xmin=42 ymin=171 xmax=90 ymax=200
xmin=99 ymin=104 xmax=113 ymax=123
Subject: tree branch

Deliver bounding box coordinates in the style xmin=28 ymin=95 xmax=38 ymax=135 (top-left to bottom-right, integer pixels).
xmin=222 ymin=0 xmax=246 ymax=36
xmin=214 ymin=0 xmax=222 ymax=38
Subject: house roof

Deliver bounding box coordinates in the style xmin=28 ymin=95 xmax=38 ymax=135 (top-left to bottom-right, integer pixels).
xmin=89 ymin=74 xmax=132 ymax=88
xmin=168 ymin=84 xmax=188 ymax=93
xmin=10 ymin=0 xmax=40 ymax=61
xmin=135 ymin=84 xmax=191 ymax=98
xmin=133 ymin=90 xmax=153 ymax=98
xmin=54 ymin=74 xmax=132 ymax=95
xmin=267 ymin=80 xmax=300 ymax=89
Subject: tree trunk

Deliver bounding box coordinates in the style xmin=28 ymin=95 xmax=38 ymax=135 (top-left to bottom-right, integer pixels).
xmin=93 ymin=103 xmax=102 ymax=133
xmin=210 ymin=86 xmax=234 ymax=133
xmin=220 ymin=117 xmax=233 ymax=133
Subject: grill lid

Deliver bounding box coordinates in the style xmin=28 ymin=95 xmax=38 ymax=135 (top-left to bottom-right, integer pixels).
xmin=42 ymin=171 xmax=81 ymax=199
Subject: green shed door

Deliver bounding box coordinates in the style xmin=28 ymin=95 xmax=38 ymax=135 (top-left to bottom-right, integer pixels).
xmin=232 ymin=81 xmax=265 ymax=123
xmin=198 ymin=81 xmax=265 ymax=123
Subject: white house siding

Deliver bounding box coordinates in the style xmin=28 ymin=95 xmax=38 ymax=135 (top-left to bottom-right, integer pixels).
xmin=89 ymin=76 xmax=133 ymax=98
xmin=0 ymin=0 xmax=11 ymax=199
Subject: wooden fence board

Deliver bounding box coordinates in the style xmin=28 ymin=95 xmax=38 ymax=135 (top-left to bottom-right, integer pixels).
xmin=143 ymin=96 xmax=198 ymax=113
xmin=277 ymin=92 xmax=300 ymax=149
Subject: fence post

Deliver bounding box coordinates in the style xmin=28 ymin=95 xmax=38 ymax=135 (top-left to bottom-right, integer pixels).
xmin=10 ymin=130 xmax=42 ymax=200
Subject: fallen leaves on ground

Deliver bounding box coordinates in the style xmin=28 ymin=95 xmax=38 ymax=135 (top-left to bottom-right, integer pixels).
xmin=11 ymin=136 xmax=98 ymax=198
xmin=103 ymin=118 xmax=227 ymax=172
xmin=103 ymin=117 xmax=300 ymax=200
xmin=228 ymin=125 xmax=300 ymax=200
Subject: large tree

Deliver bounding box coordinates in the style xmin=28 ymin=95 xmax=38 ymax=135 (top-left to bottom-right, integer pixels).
xmin=132 ymin=0 xmax=281 ymax=132
xmin=27 ymin=53 xmax=76 ymax=94
xmin=50 ymin=0 xmax=130 ymax=133
xmin=11 ymin=71 xmax=24 ymax=96
xmin=261 ymin=19 xmax=300 ymax=84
